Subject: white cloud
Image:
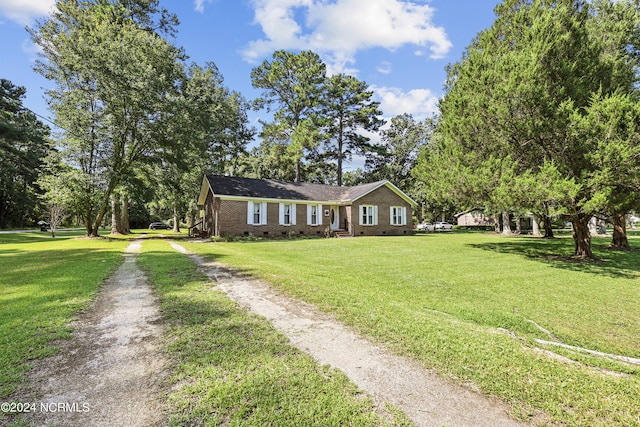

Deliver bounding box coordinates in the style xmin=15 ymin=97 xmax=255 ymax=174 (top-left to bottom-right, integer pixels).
xmin=243 ymin=0 xmax=451 ymax=73
xmin=376 ymin=61 xmax=392 ymax=75
xmin=21 ymin=38 xmax=42 ymax=61
xmin=194 ymin=0 xmax=217 ymax=13
xmin=0 ymin=0 xmax=55 ymax=25
xmin=372 ymin=85 xmax=439 ymax=120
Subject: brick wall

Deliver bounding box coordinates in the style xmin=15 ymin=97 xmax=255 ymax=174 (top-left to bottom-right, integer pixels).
xmin=215 ymin=199 xmax=328 ymax=238
xmin=351 ymin=185 xmax=413 ymax=236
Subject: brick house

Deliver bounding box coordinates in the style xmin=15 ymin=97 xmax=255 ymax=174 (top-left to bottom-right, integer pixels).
xmin=197 ymin=175 xmax=417 ymax=238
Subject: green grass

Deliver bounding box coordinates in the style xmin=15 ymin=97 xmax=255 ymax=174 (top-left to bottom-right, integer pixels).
xmin=180 ymin=233 xmax=640 ymax=426
xmin=0 ymin=231 xmax=127 ymax=403
xmin=137 ymin=239 xmax=411 ymax=426
xmin=104 ymin=228 xmax=189 ymax=240
xmin=3 ymin=229 xmax=639 ymax=425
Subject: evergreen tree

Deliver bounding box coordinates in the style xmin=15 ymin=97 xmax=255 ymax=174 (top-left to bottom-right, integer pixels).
xmin=0 ymin=79 xmax=51 ymax=228
xmin=416 ymin=0 xmax=639 ymax=257
xmin=251 ymin=50 xmax=326 ymax=182
xmin=322 ymin=74 xmax=384 ymax=186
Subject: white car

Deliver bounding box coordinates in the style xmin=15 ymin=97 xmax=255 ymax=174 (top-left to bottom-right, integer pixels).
xmin=434 ymin=221 xmax=453 ymax=231
xmin=416 ymin=222 xmax=435 ymax=231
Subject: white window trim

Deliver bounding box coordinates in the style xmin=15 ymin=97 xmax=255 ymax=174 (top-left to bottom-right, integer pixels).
xmin=359 ymin=205 xmax=378 ymax=226
xmin=307 ymin=204 xmax=322 ymax=226
xmin=247 ymin=201 xmax=267 ymax=225
xmin=390 ymin=206 xmax=407 ymax=226
xmin=279 ymin=203 xmax=297 ymax=226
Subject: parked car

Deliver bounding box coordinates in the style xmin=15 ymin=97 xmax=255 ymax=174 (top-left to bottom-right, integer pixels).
xmin=416 ymin=222 xmax=435 ymax=231
xmin=149 ymin=222 xmax=171 ymax=230
xmin=434 ymin=221 xmax=453 ymax=231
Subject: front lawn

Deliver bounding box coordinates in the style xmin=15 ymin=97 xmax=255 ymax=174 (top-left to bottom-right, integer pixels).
xmin=137 ymin=239 xmax=410 ymax=426
xmin=181 ymin=233 xmax=640 ymax=426
xmin=0 ymin=232 xmax=126 ymax=404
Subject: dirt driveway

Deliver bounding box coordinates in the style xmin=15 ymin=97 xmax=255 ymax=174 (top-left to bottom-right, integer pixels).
xmin=19 ymin=241 xmax=167 ymax=427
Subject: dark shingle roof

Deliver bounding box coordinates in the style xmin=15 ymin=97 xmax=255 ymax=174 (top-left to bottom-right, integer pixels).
xmin=204 ymin=175 xmax=391 ymax=203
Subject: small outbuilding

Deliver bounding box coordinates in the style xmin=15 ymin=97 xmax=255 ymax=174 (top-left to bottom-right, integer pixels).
xmin=197 ymin=175 xmax=417 ymax=238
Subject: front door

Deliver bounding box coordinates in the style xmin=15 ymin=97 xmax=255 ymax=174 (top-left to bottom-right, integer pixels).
xmin=330 ymin=206 xmax=340 ymax=230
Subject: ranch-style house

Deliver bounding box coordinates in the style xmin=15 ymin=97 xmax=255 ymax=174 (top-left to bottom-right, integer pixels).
xmin=197 ymin=175 xmax=417 ymax=238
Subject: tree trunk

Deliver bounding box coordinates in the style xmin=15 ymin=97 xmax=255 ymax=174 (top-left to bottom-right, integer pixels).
xmin=91 ymin=179 xmax=120 ymax=237
xmin=122 ymin=194 xmax=130 ymax=234
xmin=295 ymin=160 xmax=301 ymax=183
xmin=532 ymin=214 xmax=542 ymax=237
xmin=501 ymin=211 xmax=511 ymax=235
xmin=542 ymin=215 xmax=554 ymax=238
xmin=515 ymin=215 xmax=521 ymax=234
xmin=337 ymin=130 xmax=344 ymax=187
xmin=84 ymin=205 xmax=93 ymax=237
xmin=49 ymin=204 xmax=64 ymax=239
xmin=173 ymin=200 xmax=180 ymax=233
xmin=610 ymin=213 xmax=630 ymax=250
xmin=571 ymin=215 xmax=593 ymax=258
xmin=111 ymin=197 xmax=124 ymax=235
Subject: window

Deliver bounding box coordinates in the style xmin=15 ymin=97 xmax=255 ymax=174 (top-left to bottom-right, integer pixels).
xmin=247 ymin=201 xmax=267 ymax=225
xmin=253 ymin=203 xmax=261 ymax=224
xmin=283 ymin=205 xmax=291 ymax=224
xmin=279 ymin=203 xmax=296 ymax=225
xmin=307 ymin=204 xmax=322 ymax=226
xmin=359 ymin=205 xmax=378 ymax=226
xmin=390 ymin=206 xmax=406 ymax=226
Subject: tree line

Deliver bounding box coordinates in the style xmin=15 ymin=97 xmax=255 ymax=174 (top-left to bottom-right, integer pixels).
xmin=414 ymin=0 xmax=640 ymax=258
xmin=1 ymin=0 xmax=430 ymax=235
xmin=2 ymin=0 xmax=639 ymax=260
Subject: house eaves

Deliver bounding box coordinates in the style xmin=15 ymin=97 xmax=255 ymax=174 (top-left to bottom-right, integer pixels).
xmin=214 ymin=194 xmax=346 ymax=206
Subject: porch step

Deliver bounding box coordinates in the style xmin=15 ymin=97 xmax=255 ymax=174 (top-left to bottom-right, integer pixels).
xmin=334 ymin=230 xmax=352 ymax=238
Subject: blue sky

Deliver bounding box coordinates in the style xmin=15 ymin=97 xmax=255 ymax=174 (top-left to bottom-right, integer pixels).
xmin=0 ymin=0 xmax=499 ymax=147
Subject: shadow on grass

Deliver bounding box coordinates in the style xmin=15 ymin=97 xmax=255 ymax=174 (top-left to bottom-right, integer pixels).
xmin=468 ymin=236 xmax=640 ymax=279
xmin=164 ymin=294 xmax=291 ymax=364
xmin=0 ymin=247 xmax=123 ymax=284
xmin=0 ymin=232 xmax=84 ymax=245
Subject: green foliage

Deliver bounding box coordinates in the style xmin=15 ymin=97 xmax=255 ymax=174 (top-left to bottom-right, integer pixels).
xmin=366 ymin=113 xmax=432 ymax=198
xmin=183 ymin=234 xmax=640 ymax=426
xmin=146 ymin=62 xmax=254 ymax=231
xmin=417 ymin=0 xmax=640 ymax=256
xmin=322 ymin=74 xmax=384 ymax=185
xmin=0 ymin=79 xmax=51 ymax=228
xmin=250 ymin=51 xmax=386 ymax=185
xmin=573 ymin=92 xmax=640 ymax=215
xmin=29 ymin=0 xmax=185 ymax=236
xmin=251 ymin=50 xmax=327 ymax=182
